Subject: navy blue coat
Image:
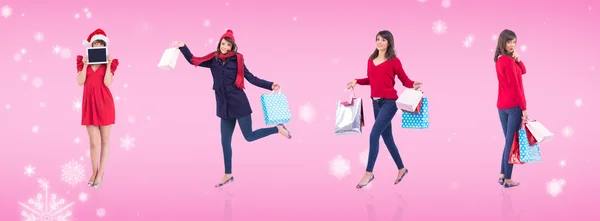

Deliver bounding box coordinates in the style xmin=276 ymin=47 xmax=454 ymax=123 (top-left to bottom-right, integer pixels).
xmin=179 ymin=45 xmax=274 ymax=120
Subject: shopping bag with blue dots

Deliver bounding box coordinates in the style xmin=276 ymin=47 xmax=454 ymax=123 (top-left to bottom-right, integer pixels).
xmin=401 ymin=98 xmax=429 ymax=129
xmin=260 ymin=90 xmax=292 ymax=126
xmin=517 ymin=128 xmax=541 ymax=163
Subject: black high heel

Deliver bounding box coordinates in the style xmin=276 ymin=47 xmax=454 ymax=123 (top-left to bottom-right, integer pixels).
xmin=503 ymin=181 xmax=520 ymax=188
xmin=498 ymin=178 xmax=505 ymax=185
xmin=394 ymin=169 xmax=409 ymax=185
xmin=356 ymin=175 xmax=375 ymax=189
xmin=215 ymin=176 xmax=235 ymax=188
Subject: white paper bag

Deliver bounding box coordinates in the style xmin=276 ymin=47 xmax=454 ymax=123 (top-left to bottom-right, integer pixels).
xmin=396 ymin=89 xmax=423 ymax=112
xmin=526 ymin=120 xmax=554 ymax=144
xmin=157 ymin=43 xmax=180 ymax=71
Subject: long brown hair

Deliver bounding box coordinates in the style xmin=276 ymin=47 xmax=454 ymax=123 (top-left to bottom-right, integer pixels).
xmin=215 ymin=37 xmax=238 ymax=58
xmin=494 ymin=29 xmax=517 ymax=62
xmin=369 ymin=30 xmax=396 ymax=60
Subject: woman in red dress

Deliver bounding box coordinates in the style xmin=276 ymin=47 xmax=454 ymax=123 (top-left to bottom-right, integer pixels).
xmin=76 ymin=29 xmax=119 ymax=188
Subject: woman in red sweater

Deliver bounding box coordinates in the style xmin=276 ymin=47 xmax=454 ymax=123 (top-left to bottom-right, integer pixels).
xmin=494 ymin=29 xmax=528 ymax=188
xmin=347 ymin=30 xmax=423 ymax=189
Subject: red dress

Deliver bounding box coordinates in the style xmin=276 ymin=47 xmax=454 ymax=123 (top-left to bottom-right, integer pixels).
xmin=76 ymin=55 xmax=119 ymax=126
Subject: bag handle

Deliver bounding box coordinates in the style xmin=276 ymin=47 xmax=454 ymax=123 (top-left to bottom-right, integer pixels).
xmin=270 ymin=88 xmax=282 ymax=94
xmin=344 ymin=87 xmax=355 ymax=103
xmin=168 ymin=42 xmax=178 ymax=48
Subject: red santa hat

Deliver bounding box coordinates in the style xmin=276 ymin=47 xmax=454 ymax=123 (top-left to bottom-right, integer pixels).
xmin=220 ymin=29 xmax=235 ymax=42
xmin=82 ymin=29 xmax=110 ymax=46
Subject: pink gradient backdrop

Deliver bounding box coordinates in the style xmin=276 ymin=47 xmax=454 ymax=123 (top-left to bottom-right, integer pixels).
xmin=1 ymin=0 xmax=599 ymax=220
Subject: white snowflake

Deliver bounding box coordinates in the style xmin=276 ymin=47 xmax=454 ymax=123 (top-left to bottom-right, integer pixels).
xmin=19 ymin=179 xmax=75 ymax=221
xmin=96 ymin=208 xmax=106 ymax=217
xmin=520 ymin=45 xmax=527 ymax=52
xmin=120 ymin=134 xmax=136 ymax=151
xmin=546 ymin=178 xmax=566 ymax=197
xmin=61 ymin=159 xmax=85 ymax=187
xmin=462 ymin=35 xmax=475 ymax=48
xmin=32 ymin=125 xmax=39 ymax=133
xmin=329 ymin=155 xmax=351 ymax=180
xmin=575 ymin=98 xmax=583 ymax=107
xmin=21 ymin=48 xmax=27 ymax=54
xmin=432 ymin=20 xmax=447 ymax=35
xmin=74 ymin=13 xmax=80 ymax=19
xmin=128 ymin=115 xmax=136 ymax=124
xmin=33 ymin=32 xmax=45 ymax=42
xmin=78 ymin=192 xmax=88 ymax=202
xmin=124 ymin=84 xmax=129 ymax=88
xmin=74 ymin=137 xmax=81 ymax=144
xmin=14 ymin=53 xmax=22 ymax=62
xmin=441 ymin=0 xmax=451 ymax=8
xmin=299 ymin=103 xmax=316 ymax=123
xmin=32 ymin=77 xmax=43 ymax=88
xmin=562 ymin=126 xmax=573 ymax=137
xmin=417 ymin=0 xmax=427 ymax=3
xmin=72 ymin=98 xmax=82 ymax=112
xmin=292 ymin=16 xmax=297 ymax=21
xmin=332 ymin=58 xmax=341 ymax=65
xmin=559 ymin=160 xmax=566 ymax=167
xmin=359 ymin=150 xmax=368 ymax=166
xmin=85 ymin=10 xmax=92 ymax=19
xmin=60 ymin=48 xmax=71 ymax=59
xmin=492 ymin=34 xmax=498 ymax=41
xmin=451 ymin=181 xmax=460 ymax=189
xmin=208 ymin=38 xmax=214 ymax=44
xmin=53 ymin=45 xmax=61 ymax=54
xmin=204 ymin=19 xmax=210 ymax=27
xmin=25 ymin=164 xmax=36 ymax=177
xmin=1 ymin=5 xmax=12 ymax=18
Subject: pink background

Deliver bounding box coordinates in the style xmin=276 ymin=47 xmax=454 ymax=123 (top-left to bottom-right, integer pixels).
xmin=1 ymin=0 xmax=599 ymax=220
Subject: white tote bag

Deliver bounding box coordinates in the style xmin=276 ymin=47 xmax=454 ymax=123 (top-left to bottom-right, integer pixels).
xmin=525 ymin=120 xmax=554 ymax=144
xmin=396 ymin=88 xmax=423 ymax=112
xmin=157 ymin=43 xmax=180 ymax=71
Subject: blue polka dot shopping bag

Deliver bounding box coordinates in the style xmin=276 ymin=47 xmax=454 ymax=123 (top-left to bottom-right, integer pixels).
xmin=401 ymin=97 xmax=429 ymax=129
xmin=510 ymin=123 xmax=542 ymax=164
xmin=260 ymin=89 xmax=292 ymax=126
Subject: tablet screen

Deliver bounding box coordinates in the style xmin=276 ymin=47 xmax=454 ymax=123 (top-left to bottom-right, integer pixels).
xmin=87 ymin=47 xmax=107 ymax=64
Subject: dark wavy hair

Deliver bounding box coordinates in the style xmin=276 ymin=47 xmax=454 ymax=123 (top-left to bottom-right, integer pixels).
xmin=494 ymin=29 xmax=517 ymax=62
xmin=369 ymin=30 xmax=396 ymax=60
xmin=215 ymin=37 xmax=237 ymax=58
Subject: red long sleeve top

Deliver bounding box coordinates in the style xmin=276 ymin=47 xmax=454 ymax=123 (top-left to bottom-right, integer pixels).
xmin=355 ymin=56 xmax=414 ymax=100
xmin=496 ymin=55 xmax=527 ymax=111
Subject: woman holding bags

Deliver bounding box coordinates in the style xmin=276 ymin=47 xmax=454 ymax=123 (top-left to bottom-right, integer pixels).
xmin=494 ymin=29 xmax=528 ymax=188
xmin=347 ymin=30 xmax=423 ymax=189
xmin=173 ymin=29 xmax=292 ymax=188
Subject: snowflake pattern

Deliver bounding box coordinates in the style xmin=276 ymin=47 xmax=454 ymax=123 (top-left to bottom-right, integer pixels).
xmin=546 ymin=179 xmax=566 ymax=197
xmin=441 ymin=0 xmax=451 ymax=8
xmin=19 ymin=179 xmax=75 ymax=221
xmin=61 ymin=159 xmax=85 ymax=187
xmin=299 ymin=103 xmax=316 ymax=124
xmin=53 ymin=45 xmax=61 ymax=54
xmin=78 ymin=192 xmax=88 ymax=202
xmin=329 ymin=155 xmax=351 ymax=180
xmin=72 ymin=98 xmax=82 ymax=112
xmin=463 ymin=35 xmax=475 ymax=48
xmin=520 ymin=44 xmax=527 ymax=52
xmin=60 ymin=48 xmax=72 ymax=59
xmin=32 ymin=77 xmax=43 ymax=88
xmin=562 ymin=126 xmax=573 ymax=137
xmin=359 ymin=150 xmax=368 ymax=166
xmin=204 ymin=19 xmax=210 ymax=27
xmin=559 ymin=160 xmax=566 ymax=167
xmin=96 ymin=208 xmax=106 ymax=217
xmin=34 ymin=32 xmax=44 ymax=42
xmin=575 ymin=98 xmax=583 ymax=107
xmin=32 ymin=125 xmax=39 ymax=133
xmin=25 ymin=164 xmax=36 ymax=177
xmin=432 ymin=20 xmax=448 ymax=35
xmin=120 ymin=134 xmax=136 ymax=151
xmin=1 ymin=5 xmax=12 ymax=18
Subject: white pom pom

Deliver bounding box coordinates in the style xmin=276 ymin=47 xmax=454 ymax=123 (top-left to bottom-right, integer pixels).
xmin=82 ymin=40 xmax=89 ymax=46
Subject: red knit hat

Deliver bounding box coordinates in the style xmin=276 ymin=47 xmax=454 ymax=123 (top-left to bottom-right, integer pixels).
xmin=82 ymin=29 xmax=109 ymax=46
xmin=220 ymin=29 xmax=235 ymax=42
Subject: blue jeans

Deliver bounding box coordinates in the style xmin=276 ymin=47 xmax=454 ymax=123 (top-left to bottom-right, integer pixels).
xmin=220 ymin=114 xmax=278 ymax=174
xmin=498 ymin=107 xmax=523 ymax=179
xmin=366 ymin=99 xmax=405 ymax=172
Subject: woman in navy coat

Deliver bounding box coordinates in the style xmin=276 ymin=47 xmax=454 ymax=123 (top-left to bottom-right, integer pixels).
xmin=174 ymin=30 xmax=292 ymax=188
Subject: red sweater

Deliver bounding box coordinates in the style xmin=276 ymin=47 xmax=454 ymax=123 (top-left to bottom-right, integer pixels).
xmin=355 ymin=56 xmax=414 ymax=100
xmin=496 ymin=56 xmax=527 ymax=111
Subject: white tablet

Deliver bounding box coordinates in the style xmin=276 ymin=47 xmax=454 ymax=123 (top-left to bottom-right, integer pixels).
xmin=86 ymin=47 xmax=108 ymax=64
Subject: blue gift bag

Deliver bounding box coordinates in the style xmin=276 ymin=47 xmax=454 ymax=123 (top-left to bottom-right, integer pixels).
xmin=260 ymin=91 xmax=292 ymax=125
xmin=401 ymin=98 xmax=429 ymax=129
xmin=518 ymin=129 xmax=542 ymax=163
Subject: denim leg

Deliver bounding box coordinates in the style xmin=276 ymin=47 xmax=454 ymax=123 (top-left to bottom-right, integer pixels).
xmin=500 ymin=107 xmax=523 ymax=180
xmin=381 ymin=121 xmax=404 ymax=170
xmin=366 ymin=99 xmax=398 ymax=172
xmin=498 ymin=109 xmax=509 ymax=175
xmin=220 ymin=118 xmax=236 ymax=174
xmin=236 ymin=115 xmax=278 ymax=142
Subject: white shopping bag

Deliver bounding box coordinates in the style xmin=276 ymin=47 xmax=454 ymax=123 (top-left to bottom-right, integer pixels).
xmin=525 ymin=120 xmax=554 ymax=144
xmin=157 ymin=43 xmax=180 ymax=71
xmin=396 ymin=88 xmax=423 ymax=113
